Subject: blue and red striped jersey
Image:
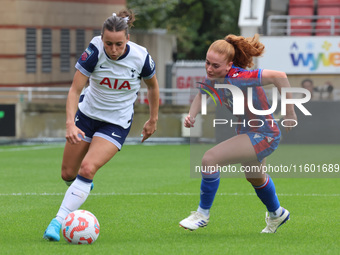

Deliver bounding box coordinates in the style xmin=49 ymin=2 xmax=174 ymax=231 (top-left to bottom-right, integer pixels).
xmin=201 ymin=65 xmax=281 ymax=137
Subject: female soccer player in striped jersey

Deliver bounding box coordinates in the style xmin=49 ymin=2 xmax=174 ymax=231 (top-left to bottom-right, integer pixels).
xmin=179 ymin=34 xmax=297 ymax=233
xmin=44 ymin=10 xmax=159 ymax=241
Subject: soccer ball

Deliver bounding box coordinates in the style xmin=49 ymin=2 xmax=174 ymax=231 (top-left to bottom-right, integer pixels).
xmin=62 ymin=210 xmax=100 ymax=244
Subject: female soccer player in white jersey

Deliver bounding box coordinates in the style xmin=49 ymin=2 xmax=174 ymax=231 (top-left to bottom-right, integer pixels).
xmin=43 ymin=10 xmax=159 ymax=241
xmin=179 ymin=34 xmax=297 ymax=233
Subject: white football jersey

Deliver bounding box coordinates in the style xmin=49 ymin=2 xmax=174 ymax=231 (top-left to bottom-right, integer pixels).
xmin=75 ymin=36 xmax=155 ymax=129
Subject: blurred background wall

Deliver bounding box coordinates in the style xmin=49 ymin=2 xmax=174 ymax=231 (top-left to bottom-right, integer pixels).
xmin=0 ymin=0 xmax=339 ymax=144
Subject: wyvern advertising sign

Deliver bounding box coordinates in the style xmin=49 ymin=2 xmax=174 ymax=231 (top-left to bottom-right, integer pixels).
xmin=258 ymin=37 xmax=340 ymax=74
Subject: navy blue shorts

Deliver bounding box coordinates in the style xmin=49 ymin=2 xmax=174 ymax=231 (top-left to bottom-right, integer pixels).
xmin=74 ymin=110 xmax=131 ymax=150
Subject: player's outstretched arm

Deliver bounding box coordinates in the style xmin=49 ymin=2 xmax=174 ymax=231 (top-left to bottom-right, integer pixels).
xmin=65 ymin=70 xmax=88 ymax=144
xmin=184 ymin=92 xmax=202 ymax=128
xmin=141 ymin=75 xmax=159 ymax=142
xmin=261 ymin=69 xmax=297 ymax=132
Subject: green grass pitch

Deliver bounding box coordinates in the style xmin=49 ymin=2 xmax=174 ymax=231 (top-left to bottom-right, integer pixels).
xmin=0 ymin=143 xmax=339 ymax=255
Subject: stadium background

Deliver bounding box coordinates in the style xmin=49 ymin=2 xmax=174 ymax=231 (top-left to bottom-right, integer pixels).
xmin=0 ymin=0 xmax=339 ymax=144
xmin=0 ymin=1 xmax=339 ymax=254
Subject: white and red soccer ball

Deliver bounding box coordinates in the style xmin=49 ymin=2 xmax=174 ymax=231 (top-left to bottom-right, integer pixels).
xmin=62 ymin=210 xmax=100 ymax=244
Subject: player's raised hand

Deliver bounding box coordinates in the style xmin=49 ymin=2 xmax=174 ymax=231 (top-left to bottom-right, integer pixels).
xmin=65 ymin=122 xmax=85 ymax=144
xmin=184 ymin=114 xmax=195 ymax=128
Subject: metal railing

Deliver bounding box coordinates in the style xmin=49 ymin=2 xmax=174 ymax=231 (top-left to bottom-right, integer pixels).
xmin=139 ymin=88 xmax=193 ymax=105
xmin=267 ymin=15 xmax=340 ymax=36
xmin=0 ymin=87 xmax=69 ymax=102
xmin=1 ymin=86 xmax=339 ymax=104
xmin=0 ymin=87 xmax=194 ymax=105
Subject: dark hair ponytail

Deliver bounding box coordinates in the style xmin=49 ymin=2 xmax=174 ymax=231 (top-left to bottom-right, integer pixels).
xmin=102 ymin=9 xmax=136 ymax=37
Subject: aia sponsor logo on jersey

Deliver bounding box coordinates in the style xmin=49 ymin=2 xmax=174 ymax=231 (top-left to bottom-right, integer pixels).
xmin=99 ymin=78 xmax=131 ymax=90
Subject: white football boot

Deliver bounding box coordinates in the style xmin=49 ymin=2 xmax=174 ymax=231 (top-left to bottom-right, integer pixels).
xmin=261 ymin=208 xmax=290 ymax=233
xmin=179 ymin=211 xmax=209 ymax=231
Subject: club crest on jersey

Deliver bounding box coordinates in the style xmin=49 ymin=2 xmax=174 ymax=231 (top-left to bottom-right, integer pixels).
xmin=131 ymin=69 xmax=136 ymax=78
xmin=267 ymin=137 xmax=273 ymax=143
xmin=99 ymin=78 xmax=131 ymax=90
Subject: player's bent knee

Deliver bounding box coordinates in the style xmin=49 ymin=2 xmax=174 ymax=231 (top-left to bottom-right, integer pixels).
xmin=201 ymin=150 xmax=217 ymax=167
xmin=61 ymin=164 xmax=78 ymax=181
xmin=78 ymin=161 xmax=97 ymax=180
xmin=61 ymin=170 xmax=76 ymax=182
xmin=246 ymin=177 xmax=266 ymax=186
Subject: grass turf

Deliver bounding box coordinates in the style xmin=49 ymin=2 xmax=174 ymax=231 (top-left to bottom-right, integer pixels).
xmin=0 ymin=144 xmax=339 ymax=255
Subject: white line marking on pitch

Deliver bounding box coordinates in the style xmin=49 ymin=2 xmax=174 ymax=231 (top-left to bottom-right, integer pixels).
xmin=0 ymin=145 xmax=63 ymax=152
xmin=0 ymin=192 xmax=339 ymax=197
